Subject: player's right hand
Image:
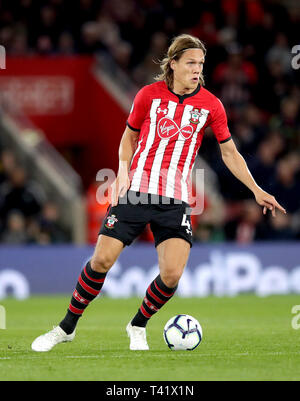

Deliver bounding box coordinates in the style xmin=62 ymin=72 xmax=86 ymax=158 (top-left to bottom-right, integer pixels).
xmin=111 ymin=173 xmax=130 ymax=206
xmin=254 ymin=188 xmax=286 ymax=217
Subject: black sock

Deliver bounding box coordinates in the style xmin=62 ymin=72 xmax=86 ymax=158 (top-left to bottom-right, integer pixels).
xmin=59 ymin=261 xmax=106 ymax=334
xmin=131 ymin=275 xmax=177 ymax=328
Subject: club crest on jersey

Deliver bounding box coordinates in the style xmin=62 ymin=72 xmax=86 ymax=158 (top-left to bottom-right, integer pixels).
xmin=105 ymin=214 xmax=118 ymax=229
xmin=190 ymin=108 xmax=202 ymax=125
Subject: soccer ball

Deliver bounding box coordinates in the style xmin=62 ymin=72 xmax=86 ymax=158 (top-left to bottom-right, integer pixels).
xmin=163 ymin=314 xmax=203 ymax=351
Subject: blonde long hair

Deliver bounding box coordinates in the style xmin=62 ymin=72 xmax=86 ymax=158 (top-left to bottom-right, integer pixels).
xmin=155 ymin=34 xmax=206 ymax=89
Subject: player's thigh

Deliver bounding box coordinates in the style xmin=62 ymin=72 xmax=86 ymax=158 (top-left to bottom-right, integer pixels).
xmin=156 ymin=238 xmax=191 ymax=287
xmin=91 ymin=234 xmax=124 ymax=273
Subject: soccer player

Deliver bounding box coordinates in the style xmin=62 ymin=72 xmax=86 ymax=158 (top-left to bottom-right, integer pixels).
xmin=31 ymin=34 xmax=286 ymax=352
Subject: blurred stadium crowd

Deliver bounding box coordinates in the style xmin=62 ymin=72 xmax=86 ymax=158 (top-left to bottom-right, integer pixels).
xmin=0 ymin=145 xmax=70 ymax=244
xmin=0 ymin=0 xmax=299 ymax=244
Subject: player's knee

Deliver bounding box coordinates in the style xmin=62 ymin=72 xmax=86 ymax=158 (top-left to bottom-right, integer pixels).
xmin=90 ymin=254 xmax=114 ymax=273
xmin=161 ymin=269 xmax=183 ymax=288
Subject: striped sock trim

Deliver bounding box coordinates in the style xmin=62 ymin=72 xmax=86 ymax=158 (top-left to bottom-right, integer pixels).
xmin=133 ymin=275 xmax=177 ymax=324
xmin=84 ymin=266 xmax=105 ymax=283
xmin=69 ymin=304 xmax=85 ymax=315
xmin=73 ymin=289 xmax=89 ymax=305
xmin=78 ymin=276 xmax=99 ymax=296
xmin=140 ymin=305 xmax=152 ymax=319
xmin=154 ymin=281 xmax=176 ymax=298
xmin=147 ymin=285 xmax=164 ymax=305
xmin=67 ymin=261 xmax=107 ymax=317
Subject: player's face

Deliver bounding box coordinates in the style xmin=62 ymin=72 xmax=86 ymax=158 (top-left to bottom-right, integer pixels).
xmin=171 ymin=49 xmax=205 ymax=94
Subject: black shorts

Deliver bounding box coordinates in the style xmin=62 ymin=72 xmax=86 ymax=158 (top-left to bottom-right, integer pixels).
xmin=99 ymin=191 xmax=193 ymax=248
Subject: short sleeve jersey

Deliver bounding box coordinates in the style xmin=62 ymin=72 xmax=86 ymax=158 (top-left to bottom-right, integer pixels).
xmin=127 ymin=81 xmax=231 ymax=203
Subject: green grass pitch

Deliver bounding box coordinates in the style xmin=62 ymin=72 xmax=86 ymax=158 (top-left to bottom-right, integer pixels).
xmin=0 ymin=295 xmax=300 ymax=381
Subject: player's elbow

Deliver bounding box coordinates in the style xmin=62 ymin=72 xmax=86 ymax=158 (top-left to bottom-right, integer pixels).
xmin=221 ymin=150 xmax=238 ymax=161
xmin=220 ymin=141 xmax=239 ymax=160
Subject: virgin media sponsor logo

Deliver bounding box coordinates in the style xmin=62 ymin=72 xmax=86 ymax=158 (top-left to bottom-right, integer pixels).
xmin=157 ymin=117 xmax=194 ymax=140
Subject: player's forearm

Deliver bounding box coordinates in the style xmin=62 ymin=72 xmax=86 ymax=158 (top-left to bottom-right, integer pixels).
xmin=118 ymin=128 xmax=138 ymax=175
xmin=222 ymin=150 xmax=260 ymax=195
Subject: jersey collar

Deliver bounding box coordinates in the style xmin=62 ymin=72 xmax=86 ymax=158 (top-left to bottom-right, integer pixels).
xmin=166 ymin=82 xmax=201 ymax=104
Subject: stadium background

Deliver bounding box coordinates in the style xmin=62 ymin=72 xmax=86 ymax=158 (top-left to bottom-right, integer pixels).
xmin=0 ymin=0 xmax=299 ymax=299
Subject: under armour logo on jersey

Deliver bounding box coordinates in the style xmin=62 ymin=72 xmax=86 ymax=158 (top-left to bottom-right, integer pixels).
xmin=157 ymin=108 xmax=168 ymax=115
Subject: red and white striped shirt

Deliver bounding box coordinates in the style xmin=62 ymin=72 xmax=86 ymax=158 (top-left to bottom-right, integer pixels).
xmin=127 ymin=81 xmax=231 ymax=204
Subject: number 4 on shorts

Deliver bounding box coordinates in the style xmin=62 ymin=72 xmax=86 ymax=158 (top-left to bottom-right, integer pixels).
xmin=181 ymin=214 xmax=192 ymax=235
xmin=181 ymin=214 xmax=191 ymax=230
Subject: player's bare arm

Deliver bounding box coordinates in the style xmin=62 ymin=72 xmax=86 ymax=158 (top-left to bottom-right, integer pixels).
xmin=111 ymin=126 xmax=139 ymax=206
xmin=220 ymin=138 xmax=286 ymax=217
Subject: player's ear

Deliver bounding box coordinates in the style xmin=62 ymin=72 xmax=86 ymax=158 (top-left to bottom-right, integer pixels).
xmin=170 ymin=59 xmax=176 ymax=71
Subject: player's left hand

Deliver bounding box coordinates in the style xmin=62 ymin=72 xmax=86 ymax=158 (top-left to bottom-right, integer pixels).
xmin=254 ymin=188 xmax=286 ymax=217
xmin=111 ymin=173 xmax=130 ymax=207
